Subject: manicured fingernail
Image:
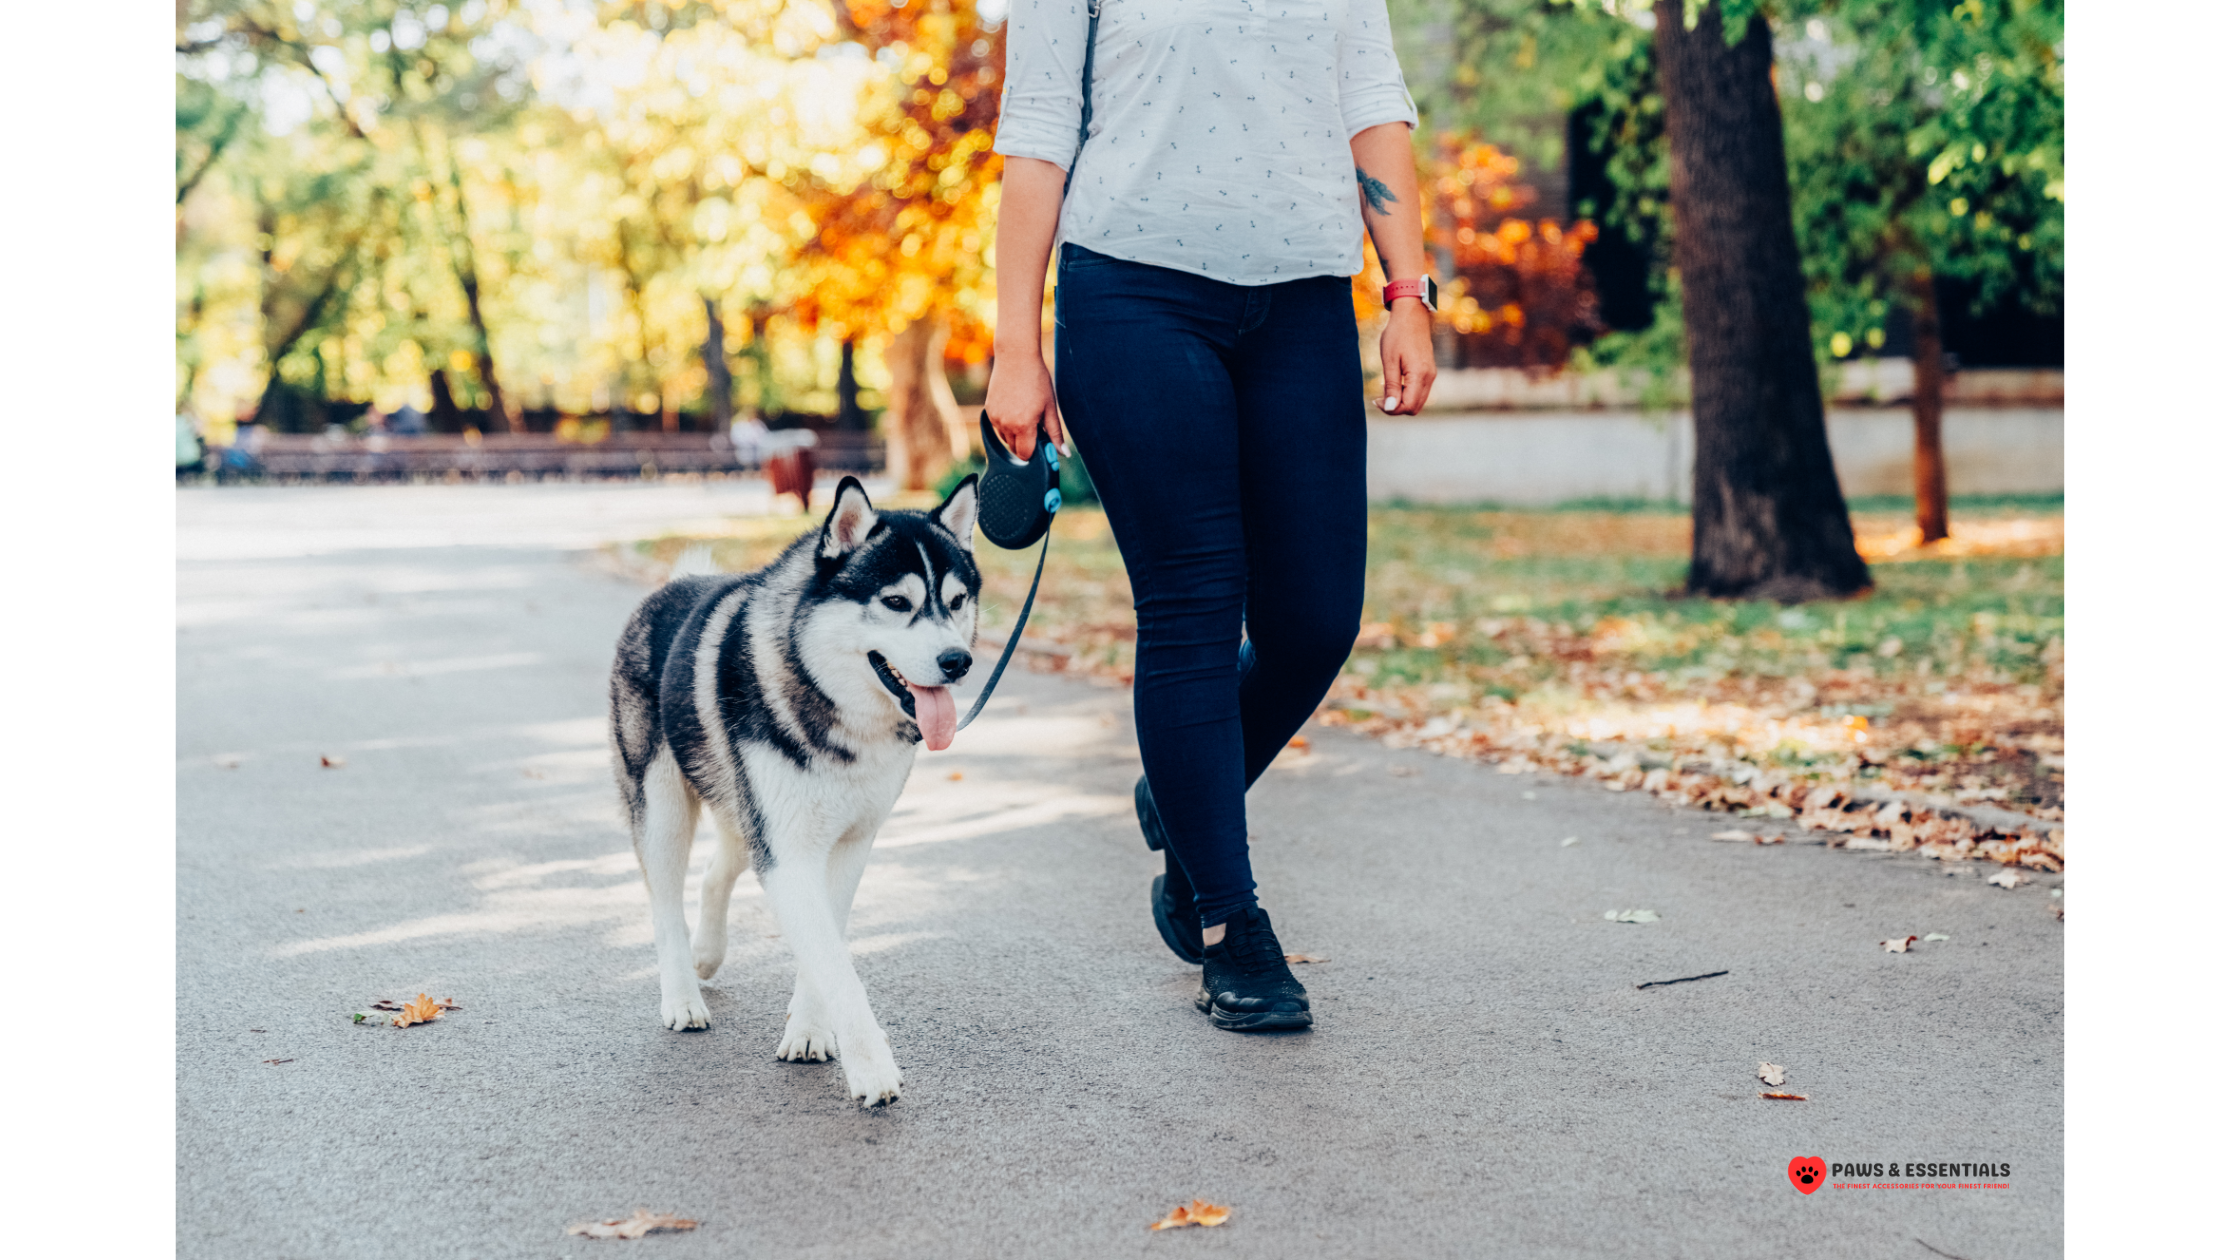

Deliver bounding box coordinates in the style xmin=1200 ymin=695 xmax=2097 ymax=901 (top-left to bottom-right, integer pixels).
xmin=1381 ymin=397 xmax=1398 ymax=412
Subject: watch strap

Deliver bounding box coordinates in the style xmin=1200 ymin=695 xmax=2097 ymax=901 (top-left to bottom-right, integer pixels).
xmin=1382 ymin=275 xmax=1438 ymax=312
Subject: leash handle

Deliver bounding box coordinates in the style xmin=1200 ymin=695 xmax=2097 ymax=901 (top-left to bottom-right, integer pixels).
xmin=954 ymin=525 xmax=1050 ymax=734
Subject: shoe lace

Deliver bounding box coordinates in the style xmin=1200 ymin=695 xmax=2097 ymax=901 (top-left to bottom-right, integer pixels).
xmin=1226 ymin=911 xmax=1288 ymax=977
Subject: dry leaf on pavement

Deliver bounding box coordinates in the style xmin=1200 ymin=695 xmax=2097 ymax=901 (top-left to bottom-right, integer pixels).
xmin=1986 ymin=869 xmax=2022 ymax=889
xmin=1760 ymin=1091 xmax=1809 ymax=1101
xmin=1710 ymin=830 xmax=1782 ymax=844
xmin=1286 ymin=735 xmax=1312 ymax=752
xmin=320 ymin=755 xmax=347 ymax=768
xmin=565 ymin=1209 xmax=699 ymax=1240
xmin=1283 ymin=953 xmax=1328 ymax=964
xmin=1880 ymin=936 xmax=1917 ymax=953
xmin=1757 ymin=1063 xmax=1786 ymax=1087
xmin=391 ymin=993 xmax=444 ymax=1027
xmin=1924 ymin=932 xmax=1951 ymax=942
xmin=1150 ymin=1200 xmax=1231 ymax=1231
xmin=1604 ymin=908 xmax=1660 ymax=924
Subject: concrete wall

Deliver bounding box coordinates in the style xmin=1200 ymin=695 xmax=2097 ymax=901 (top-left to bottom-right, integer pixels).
xmin=1363 ymin=407 xmax=2064 ymax=505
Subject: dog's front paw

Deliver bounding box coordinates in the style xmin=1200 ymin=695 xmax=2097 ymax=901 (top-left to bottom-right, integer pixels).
xmin=839 ymin=1033 xmax=902 ymax=1107
xmin=775 ymin=1018 xmax=835 ymax=1062
xmin=693 ymin=940 xmax=725 ymax=980
xmin=660 ymin=985 xmax=710 ymax=1031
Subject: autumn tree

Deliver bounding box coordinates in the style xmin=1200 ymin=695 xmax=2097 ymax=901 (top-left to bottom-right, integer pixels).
xmin=797 ymin=0 xmax=1004 ymax=489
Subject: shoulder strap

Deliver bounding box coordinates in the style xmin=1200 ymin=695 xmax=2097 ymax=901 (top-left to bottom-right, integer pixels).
xmin=1065 ymin=3 xmax=1101 ymax=194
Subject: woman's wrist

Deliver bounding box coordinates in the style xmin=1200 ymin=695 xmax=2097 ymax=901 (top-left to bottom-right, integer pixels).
xmin=994 ymin=330 xmax=1046 ymax=362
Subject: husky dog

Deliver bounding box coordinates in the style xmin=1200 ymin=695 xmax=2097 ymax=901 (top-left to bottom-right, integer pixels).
xmin=608 ymin=476 xmax=980 ymax=1107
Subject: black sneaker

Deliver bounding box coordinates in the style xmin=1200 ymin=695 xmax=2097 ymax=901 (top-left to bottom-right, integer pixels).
xmin=1150 ymin=871 xmax=1204 ymax=964
xmin=1195 ymin=906 xmax=1313 ymax=1032
xmin=1137 ymin=776 xmax=1206 ymax=964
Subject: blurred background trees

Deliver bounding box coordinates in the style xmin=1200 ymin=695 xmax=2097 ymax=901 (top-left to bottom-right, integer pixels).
xmin=178 ymin=0 xmax=2060 ymax=518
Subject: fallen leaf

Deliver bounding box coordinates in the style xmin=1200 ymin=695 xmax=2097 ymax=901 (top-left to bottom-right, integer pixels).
xmin=565 ymin=1209 xmax=700 ymax=1240
xmin=1283 ymin=953 xmax=1328 ymax=964
xmin=1560 ymin=835 xmax=1580 ymax=847
xmin=1286 ymin=735 xmax=1312 ymax=752
xmin=1881 ymin=936 xmax=1917 ymax=953
xmin=1924 ymin=932 xmax=1951 ymax=942
xmin=1758 ymin=1063 xmax=1786 ymax=1087
xmin=1760 ymin=1091 xmax=1809 ymax=1101
xmin=1604 ymin=908 xmax=1660 ymax=924
xmin=436 ymin=998 xmax=464 ymax=1011
xmin=1150 ymin=1200 xmax=1231 ymax=1231
xmin=391 ymin=993 xmax=444 ymax=1028
xmin=262 ymin=1058 xmax=294 ymax=1065
xmin=946 ymin=771 xmax=963 ymax=781
xmin=319 ymin=755 xmax=347 ymax=769
xmin=1986 ymin=869 xmax=2022 ymax=889
xmin=368 ymin=999 xmax=404 ymax=1011
xmin=1709 ymin=830 xmax=1757 ymax=842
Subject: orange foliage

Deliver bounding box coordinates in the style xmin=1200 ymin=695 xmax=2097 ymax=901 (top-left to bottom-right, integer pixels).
xmin=1354 ymin=136 xmax=1603 ymax=371
xmin=794 ymin=1 xmax=1005 ymax=350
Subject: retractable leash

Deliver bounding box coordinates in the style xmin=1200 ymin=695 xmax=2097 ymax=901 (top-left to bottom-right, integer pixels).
xmin=952 ymin=412 xmax=1062 ymax=734
xmin=953 ymin=7 xmax=1098 ymax=735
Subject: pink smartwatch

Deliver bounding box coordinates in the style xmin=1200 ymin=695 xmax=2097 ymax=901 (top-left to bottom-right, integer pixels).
xmin=1381 ymin=275 xmax=1439 ymax=312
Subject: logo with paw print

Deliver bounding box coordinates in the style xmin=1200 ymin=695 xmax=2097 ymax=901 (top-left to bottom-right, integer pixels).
xmin=1788 ymin=1156 xmax=1827 ymax=1195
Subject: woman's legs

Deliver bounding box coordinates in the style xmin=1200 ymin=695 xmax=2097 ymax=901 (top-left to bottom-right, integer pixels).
xmin=1055 ymin=250 xmax=1365 ymax=932
xmin=1232 ymin=275 xmax=1370 ymax=789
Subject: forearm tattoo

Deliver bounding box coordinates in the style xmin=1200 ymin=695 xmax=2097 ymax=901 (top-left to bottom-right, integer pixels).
xmin=1356 ymin=167 xmax=1398 ymax=217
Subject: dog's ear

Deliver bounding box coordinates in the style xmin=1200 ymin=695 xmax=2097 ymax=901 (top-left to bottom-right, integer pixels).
xmin=819 ymin=477 xmax=879 ymax=559
xmin=933 ymin=474 xmax=978 ymax=547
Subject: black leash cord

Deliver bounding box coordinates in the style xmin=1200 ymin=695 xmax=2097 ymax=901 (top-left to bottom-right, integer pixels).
xmin=954 ymin=524 xmax=1050 ymax=733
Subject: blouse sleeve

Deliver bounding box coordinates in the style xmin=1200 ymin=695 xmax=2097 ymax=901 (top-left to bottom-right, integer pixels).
xmin=1337 ymin=0 xmax=1420 ymax=138
xmin=992 ymin=0 xmax=1094 ymax=172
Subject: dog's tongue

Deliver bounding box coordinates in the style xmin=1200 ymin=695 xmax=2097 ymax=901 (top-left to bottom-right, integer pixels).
xmin=910 ymin=683 xmax=957 ymax=751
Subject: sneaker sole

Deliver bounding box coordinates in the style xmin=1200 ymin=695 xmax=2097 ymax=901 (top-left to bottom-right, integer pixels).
xmin=1151 ymin=874 xmax=1205 ymax=964
xmin=1194 ymin=986 xmax=1313 ymax=1032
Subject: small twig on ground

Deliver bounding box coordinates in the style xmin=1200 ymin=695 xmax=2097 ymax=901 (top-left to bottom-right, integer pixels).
xmin=1636 ymin=970 xmax=1729 ymax=990
xmin=1916 ymin=1239 xmax=1972 ymax=1260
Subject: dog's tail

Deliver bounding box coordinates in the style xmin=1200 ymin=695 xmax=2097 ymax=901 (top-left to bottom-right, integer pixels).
xmin=669 ymin=544 xmax=720 ymax=581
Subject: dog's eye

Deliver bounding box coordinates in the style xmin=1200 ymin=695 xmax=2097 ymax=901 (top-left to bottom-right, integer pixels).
xmin=882 ymin=595 xmax=911 ymax=612
xmin=949 ymin=594 xmax=966 ymax=611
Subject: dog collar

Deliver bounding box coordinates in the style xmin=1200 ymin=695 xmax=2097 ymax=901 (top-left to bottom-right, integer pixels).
xmin=1381 ymin=274 xmax=1438 ymax=313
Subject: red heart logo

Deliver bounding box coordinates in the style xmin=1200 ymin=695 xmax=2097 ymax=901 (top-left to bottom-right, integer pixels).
xmin=1788 ymin=1156 xmax=1827 ymax=1195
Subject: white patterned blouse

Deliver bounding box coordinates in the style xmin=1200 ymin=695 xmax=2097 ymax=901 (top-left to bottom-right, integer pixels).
xmin=994 ymin=0 xmax=1419 ymax=286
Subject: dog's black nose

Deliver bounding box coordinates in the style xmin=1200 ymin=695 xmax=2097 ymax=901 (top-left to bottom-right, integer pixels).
xmin=937 ymin=648 xmax=973 ymax=682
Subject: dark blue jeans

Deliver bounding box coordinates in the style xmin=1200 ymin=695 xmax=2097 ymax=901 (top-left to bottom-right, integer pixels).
xmin=1054 ymin=243 xmax=1366 ymax=929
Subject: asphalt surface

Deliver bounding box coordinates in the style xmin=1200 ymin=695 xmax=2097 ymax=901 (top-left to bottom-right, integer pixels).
xmin=178 ymin=483 xmax=2063 ymax=1259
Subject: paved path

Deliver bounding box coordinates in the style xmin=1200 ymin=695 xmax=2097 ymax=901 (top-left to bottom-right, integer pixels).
xmin=178 ymin=484 xmax=2062 ymax=1259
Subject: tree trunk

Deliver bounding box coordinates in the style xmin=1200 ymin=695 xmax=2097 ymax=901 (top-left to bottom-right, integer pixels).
xmin=1909 ymin=271 xmax=1950 ymax=544
xmin=703 ymin=297 xmax=734 ymax=434
xmin=835 ymin=338 xmax=867 ymax=432
xmin=429 ymin=368 xmax=464 ymax=434
xmin=1653 ymin=0 xmax=1870 ymax=601
xmin=436 ymin=136 xmax=518 ymax=432
xmin=882 ymin=315 xmax=966 ymax=491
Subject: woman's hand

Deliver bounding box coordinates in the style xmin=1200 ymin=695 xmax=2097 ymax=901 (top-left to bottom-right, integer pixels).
xmin=1377 ymin=300 xmax=1437 ymax=416
xmin=984 ymin=348 xmax=1067 ymax=462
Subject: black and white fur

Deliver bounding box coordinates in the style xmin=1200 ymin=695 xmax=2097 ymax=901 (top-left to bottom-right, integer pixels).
xmin=608 ymin=476 xmax=980 ymax=1107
